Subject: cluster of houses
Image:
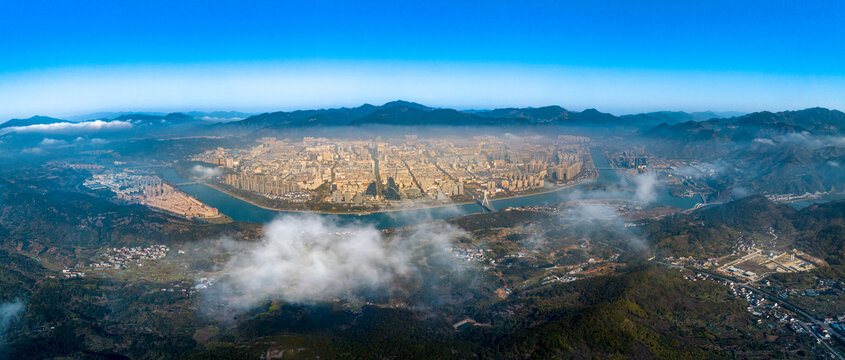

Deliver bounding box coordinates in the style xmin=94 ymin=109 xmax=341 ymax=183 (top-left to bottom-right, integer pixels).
xmin=447 ymin=247 xmax=490 ymax=263
xmin=541 ymin=274 xmax=577 ymax=286
xmin=89 ymin=244 xmax=170 ymax=270
xmin=683 ymin=272 xmax=837 ymax=343
xmin=61 ymin=268 xmax=86 ymax=278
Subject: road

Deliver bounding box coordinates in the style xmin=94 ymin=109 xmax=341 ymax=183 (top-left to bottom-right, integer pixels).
xmin=399 ymin=157 xmax=424 ymax=192
xmin=421 ymin=146 xmax=492 ymax=211
xmin=370 ymin=145 xmax=383 ymax=195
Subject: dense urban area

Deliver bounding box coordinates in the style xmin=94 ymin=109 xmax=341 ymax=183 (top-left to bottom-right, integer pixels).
xmin=190 ymin=135 xmax=590 ymax=211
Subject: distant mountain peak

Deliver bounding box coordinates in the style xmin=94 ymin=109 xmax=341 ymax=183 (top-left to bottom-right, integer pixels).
xmin=380 ymin=100 xmax=431 ymax=110
xmin=0 ymin=115 xmax=72 ymax=129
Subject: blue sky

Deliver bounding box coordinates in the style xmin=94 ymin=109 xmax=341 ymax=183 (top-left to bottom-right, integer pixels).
xmin=1 ymin=0 xmax=844 ymax=119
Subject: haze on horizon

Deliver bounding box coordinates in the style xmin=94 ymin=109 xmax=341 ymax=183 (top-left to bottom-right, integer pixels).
xmin=1 ymin=1 xmax=844 ymax=119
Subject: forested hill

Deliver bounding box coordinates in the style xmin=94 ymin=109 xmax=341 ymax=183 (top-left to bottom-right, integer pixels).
xmin=645 ymin=107 xmax=845 ymax=141
xmin=646 ymin=195 xmax=845 ymax=260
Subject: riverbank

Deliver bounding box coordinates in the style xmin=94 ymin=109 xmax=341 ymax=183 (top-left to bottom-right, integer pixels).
xmin=205 ymin=183 xmax=343 ymax=214
xmin=203 ymin=178 xmax=592 ymax=216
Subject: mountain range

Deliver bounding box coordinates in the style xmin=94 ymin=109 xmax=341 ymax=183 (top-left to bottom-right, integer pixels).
xmin=4 ymin=102 xmax=845 ymax=136
xmin=213 ymin=101 xmax=745 ymax=129
xmin=64 ymin=111 xmax=254 ymax=123
xmin=646 ymin=107 xmax=845 ymax=141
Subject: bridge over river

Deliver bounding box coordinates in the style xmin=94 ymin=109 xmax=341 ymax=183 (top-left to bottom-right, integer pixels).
xmin=471 ymin=191 xmax=495 ymax=212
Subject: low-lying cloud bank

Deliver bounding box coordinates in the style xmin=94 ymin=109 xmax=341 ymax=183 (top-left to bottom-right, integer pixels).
xmin=206 ymin=214 xmax=465 ymax=312
xmin=0 ymin=120 xmax=132 ymax=135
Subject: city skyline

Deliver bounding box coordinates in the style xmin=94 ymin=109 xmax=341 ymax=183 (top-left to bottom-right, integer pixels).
xmin=1 ymin=1 xmax=844 ymax=118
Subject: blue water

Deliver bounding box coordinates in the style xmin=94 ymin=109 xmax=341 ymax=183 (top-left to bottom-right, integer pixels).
xmin=161 ymin=148 xmax=703 ymax=228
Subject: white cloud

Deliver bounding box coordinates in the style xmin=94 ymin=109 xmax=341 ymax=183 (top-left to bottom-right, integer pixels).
xmin=0 ymin=120 xmax=132 ymax=135
xmin=38 ymin=138 xmax=66 ymax=146
xmin=672 ymin=161 xmax=728 ymax=179
xmin=190 ymin=165 xmax=223 ymax=180
xmin=559 ymin=201 xmax=646 ymax=250
xmin=632 ymin=172 xmax=658 ymax=203
xmin=771 ymin=132 xmax=845 ymax=149
xmin=731 ymin=186 xmax=750 ymax=198
xmin=777 ymin=132 xmax=824 ymax=148
xmin=563 ymin=202 xmax=619 ymax=222
xmin=207 ymin=214 xmax=464 ymax=311
xmin=20 ymin=147 xmax=44 ymax=155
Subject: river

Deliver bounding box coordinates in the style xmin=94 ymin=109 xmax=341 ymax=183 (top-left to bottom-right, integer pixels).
xmin=160 ymin=148 xmax=703 ymax=228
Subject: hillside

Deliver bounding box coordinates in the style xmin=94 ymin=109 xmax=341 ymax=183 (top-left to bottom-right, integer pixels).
xmin=641 ymin=108 xmax=845 ymax=195
xmin=645 ymin=195 xmax=845 ymax=259
xmin=645 ymin=107 xmax=845 ymax=141
xmin=182 ymin=266 xmax=804 ymax=359
xmin=0 ymin=167 xmax=259 ymax=267
xmin=352 ymin=106 xmax=488 ymax=126
xmin=620 ymin=110 xmax=742 ymax=126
